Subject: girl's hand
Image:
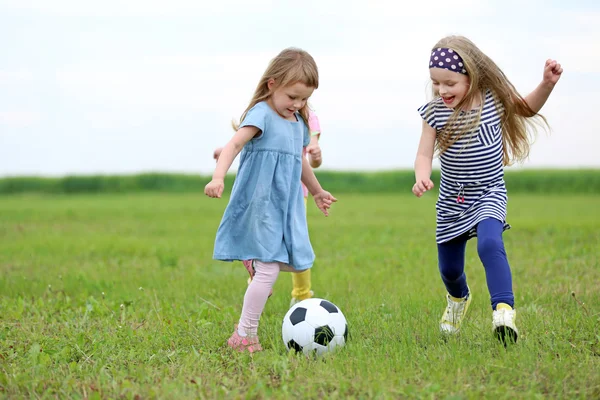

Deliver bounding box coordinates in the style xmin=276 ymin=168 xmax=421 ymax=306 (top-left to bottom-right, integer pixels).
xmin=412 ymin=179 xmax=434 ymax=197
xmin=543 ymin=59 xmax=563 ymax=87
xmin=313 ymin=190 xmax=337 ymax=216
xmin=205 ymin=179 xmax=224 ymax=198
xmin=307 ymin=143 xmax=322 ymax=164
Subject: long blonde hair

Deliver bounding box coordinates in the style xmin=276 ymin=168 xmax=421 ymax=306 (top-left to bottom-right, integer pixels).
xmin=429 ymin=36 xmax=548 ymax=165
xmin=233 ymin=48 xmax=319 ymax=130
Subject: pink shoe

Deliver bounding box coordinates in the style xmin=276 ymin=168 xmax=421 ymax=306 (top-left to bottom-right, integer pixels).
xmin=243 ymin=260 xmax=273 ymax=297
xmin=228 ymin=325 xmax=263 ymax=353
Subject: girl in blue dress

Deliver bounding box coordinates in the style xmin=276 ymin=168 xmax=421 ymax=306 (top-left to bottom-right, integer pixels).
xmin=205 ymin=48 xmax=337 ymax=353
xmin=413 ymin=36 xmax=562 ymax=343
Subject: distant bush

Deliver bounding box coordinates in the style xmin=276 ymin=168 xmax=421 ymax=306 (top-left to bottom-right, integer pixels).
xmin=0 ymin=169 xmax=598 ymax=195
xmin=312 ymin=169 xmax=600 ymax=194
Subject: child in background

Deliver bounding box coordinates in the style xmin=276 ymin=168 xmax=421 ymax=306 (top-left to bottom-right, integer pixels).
xmin=291 ymin=109 xmax=322 ymax=306
xmin=213 ymin=108 xmax=323 ymax=306
xmin=205 ymin=48 xmax=337 ymax=353
xmin=412 ymin=35 xmax=562 ymax=343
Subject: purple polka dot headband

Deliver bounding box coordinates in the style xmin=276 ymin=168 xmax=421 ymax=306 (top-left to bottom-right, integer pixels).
xmin=429 ymin=48 xmax=467 ymax=75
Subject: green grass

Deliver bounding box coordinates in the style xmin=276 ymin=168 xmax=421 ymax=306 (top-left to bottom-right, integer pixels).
xmin=0 ymin=193 xmax=599 ymax=399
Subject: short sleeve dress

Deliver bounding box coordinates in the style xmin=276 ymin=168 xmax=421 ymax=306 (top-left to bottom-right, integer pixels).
xmin=213 ymin=101 xmax=314 ymax=270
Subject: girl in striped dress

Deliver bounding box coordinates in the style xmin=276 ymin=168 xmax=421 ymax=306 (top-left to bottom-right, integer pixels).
xmin=413 ymin=36 xmax=563 ymax=343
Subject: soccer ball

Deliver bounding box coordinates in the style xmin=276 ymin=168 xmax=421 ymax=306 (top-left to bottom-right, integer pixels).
xmin=282 ymin=298 xmax=348 ymax=356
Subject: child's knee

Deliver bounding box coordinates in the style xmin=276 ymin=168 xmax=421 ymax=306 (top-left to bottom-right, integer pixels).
xmin=477 ymin=236 xmax=505 ymax=258
xmin=438 ymin=259 xmax=465 ymax=281
xmin=440 ymin=267 xmax=464 ymax=282
xmin=254 ymin=261 xmax=280 ymax=282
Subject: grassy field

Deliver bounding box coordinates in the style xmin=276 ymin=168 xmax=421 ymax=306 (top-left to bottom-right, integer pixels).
xmin=0 ymin=192 xmax=599 ymax=399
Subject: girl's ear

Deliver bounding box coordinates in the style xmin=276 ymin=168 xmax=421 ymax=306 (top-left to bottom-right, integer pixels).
xmin=267 ymin=79 xmax=276 ymax=91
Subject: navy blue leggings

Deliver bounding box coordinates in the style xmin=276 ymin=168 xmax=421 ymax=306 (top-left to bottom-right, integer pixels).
xmin=437 ymin=218 xmax=514 ymax=310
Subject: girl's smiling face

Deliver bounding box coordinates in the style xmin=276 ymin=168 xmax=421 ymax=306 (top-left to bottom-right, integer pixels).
xmin=267 ymin=80 xmax=314 ymax=121
xmin=430 ymin=68 xmax=470 ymax=109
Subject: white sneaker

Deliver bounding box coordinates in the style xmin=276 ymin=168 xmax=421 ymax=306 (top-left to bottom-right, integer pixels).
xmin=289 ymin=290 xmax=314 ymax=307
xmin=492 ymin=307 xmax=518 ymax=343
xmin=440 ymin=291 xmax=472 ymax=334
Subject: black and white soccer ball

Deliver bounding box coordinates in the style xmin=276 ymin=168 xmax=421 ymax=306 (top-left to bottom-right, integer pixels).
xmin=282 ymin=298 xmax=348 ymax=356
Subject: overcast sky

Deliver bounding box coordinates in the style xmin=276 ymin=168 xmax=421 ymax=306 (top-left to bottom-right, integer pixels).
xmin=1 ymin=0 xmax=598 ymax=177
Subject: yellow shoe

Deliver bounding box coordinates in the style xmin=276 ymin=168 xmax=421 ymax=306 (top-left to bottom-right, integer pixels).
xmin=440 ymin=291 xmax=472 ymax=334
xmin=493 ymin=304 xmax=518 ymax=344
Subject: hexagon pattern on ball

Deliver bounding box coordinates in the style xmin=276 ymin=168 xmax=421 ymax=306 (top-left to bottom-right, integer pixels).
xmin=282 ymin=298 xmax=348 ymax=356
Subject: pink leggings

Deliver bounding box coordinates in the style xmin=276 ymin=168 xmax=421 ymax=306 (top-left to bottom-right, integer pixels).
xmin=238 ymin=261 xmax=296 ymax=336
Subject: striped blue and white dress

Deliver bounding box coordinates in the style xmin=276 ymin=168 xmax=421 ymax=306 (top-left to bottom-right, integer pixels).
xmin=418 ymin=90 xmax=510 ymax=244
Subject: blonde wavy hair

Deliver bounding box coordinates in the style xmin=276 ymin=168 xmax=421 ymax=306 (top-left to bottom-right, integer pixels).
xmin=428 ymin=36 xmax=548 ymax=165
xmin=233 ymin=47 xmax=319 ymax=130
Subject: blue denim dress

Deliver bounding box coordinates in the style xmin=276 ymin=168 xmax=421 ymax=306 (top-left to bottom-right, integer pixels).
xmin=213 ymin=101 xmax=314 ymax=270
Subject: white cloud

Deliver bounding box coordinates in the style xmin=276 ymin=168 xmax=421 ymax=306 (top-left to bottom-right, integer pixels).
xmin=540 ymin=37 xmax=600 ymax=74
xmin=0 ymin=0 xmax=276 ymax=17
xmin=362 ymin=0 xmax=493 ymax=17
xmin=0 ymin=111 xmax=41 ymax=127
xmin=0 ymin=1 xmax=599 ymax=176
xmin=0 ymin=69 xmax=34 ymax=85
